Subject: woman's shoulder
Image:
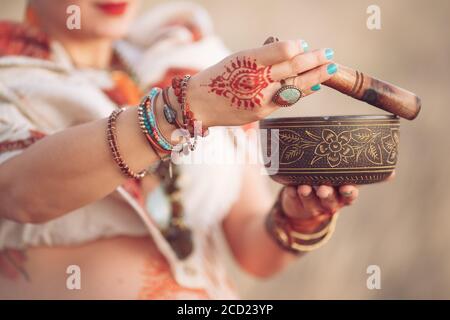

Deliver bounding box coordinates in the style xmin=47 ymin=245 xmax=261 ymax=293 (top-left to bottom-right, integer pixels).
xmin=0 ymin=21 xmax=51 ymax=60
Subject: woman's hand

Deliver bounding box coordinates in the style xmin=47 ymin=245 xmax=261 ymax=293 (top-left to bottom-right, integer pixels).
xmin=281 ymin=184 xmax=359 ymax=233
xmin=187 ymin=39 xmax=336 ymax=127
xmin=281 ymin=172 xmax=395 ymax=233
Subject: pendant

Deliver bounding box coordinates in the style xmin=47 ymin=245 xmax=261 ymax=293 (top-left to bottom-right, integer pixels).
xmin=163 ymin=104 xmax=177 ymax=125
xmin=164 ymin=224 xmax=194 ymax=260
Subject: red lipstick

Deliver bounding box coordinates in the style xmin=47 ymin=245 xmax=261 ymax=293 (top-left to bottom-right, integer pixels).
xmin=95 ymin=2 xmax=128 ymax=16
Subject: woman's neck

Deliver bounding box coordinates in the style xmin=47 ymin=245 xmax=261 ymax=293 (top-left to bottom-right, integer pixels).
xmin=55 ymin=36 xmax=114 ymax=69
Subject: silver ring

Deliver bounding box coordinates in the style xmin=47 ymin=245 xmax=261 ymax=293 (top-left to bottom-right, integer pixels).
xmin=272 ymin=83 xmax=303 ymax=107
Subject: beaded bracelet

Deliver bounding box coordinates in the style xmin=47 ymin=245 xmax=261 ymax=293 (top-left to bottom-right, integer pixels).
xmin=172 ymin=75 xmax=197 ymax=134
xmin=138 ymin=88 xmax=174 ymax=153
xmin=172 ymin=76 xmax=206 ymax=152
xmin=137 ymin=103 xmax=170 ymax=163
xmin=147 ymin=88 xmax=173 ymax=151
xmin=107 ymin=108 xmax=148 ymax=180
xmin=161 ymin=86 xmax=198 ymax=154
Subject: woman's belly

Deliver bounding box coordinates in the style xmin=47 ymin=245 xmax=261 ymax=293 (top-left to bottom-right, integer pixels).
xmin=0 ymin=236 xmax=209 ymax=299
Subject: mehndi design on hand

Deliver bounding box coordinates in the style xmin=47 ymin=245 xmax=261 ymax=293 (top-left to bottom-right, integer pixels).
xmin=205 ymin=56 xmax=274 ymax=109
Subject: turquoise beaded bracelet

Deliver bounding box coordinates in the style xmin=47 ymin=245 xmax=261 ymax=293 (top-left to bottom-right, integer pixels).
xmin=140 ymin=87 xmax=174 ymax=152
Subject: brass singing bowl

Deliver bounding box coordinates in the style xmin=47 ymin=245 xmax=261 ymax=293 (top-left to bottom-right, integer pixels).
xmin=259 ymin=115 xmax=400 ymax=186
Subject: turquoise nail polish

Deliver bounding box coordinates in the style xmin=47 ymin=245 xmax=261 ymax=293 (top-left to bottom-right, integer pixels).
xmin=302 ymin=41 xmax=309 ymax=52
xmin=311 ymin=84 xmax=321 ymax=91
xmin=327 ymin=63 xmax=338 ymax=75
xmin=325 ymin=48 xmax=334 ymax=60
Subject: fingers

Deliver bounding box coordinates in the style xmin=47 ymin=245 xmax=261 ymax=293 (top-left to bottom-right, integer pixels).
xmin=283 ymin=186 xmax=330 ymax=221
xmin=251 ymin=39 xmax=308 ymax=66
xmin=297 ymin=185 xmax=324 ymax=217
xmin=338 ymin=185 xmax=359 ymax=205
xmin=316 ymin=185 xmax=340 ymax=214
xmin=270 ymin=48 xmax=334 ymax=81
xmin=281 ymin=183 xmax=360 ymax=223
xmin=281 ymin=186 xmax=306 ymax=218
xmin=299 ymin=83 xmax=323 ymax=98
xmin=291 ymin=62 xmax=337 ymax=91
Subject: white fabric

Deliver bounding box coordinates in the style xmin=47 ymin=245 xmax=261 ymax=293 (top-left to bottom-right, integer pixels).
xmin=0 ymin=2 xmax=242 ymax=299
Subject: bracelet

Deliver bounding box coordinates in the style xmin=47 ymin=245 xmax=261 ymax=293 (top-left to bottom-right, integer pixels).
xmin=266 ymin=191 xmax=338 ymax=253
xmin=138 ymin=87 xmax=196 ymax=158
xmin=138 ymin=88 xmax=174 ymax=153
xmin=162 ymin=87 xmax=184 ymax=129
xmin=172 ymin=75 xmax=206 ymax=137
xmin=171 ymin=77 xmax=201 ymax=153
xmin=138 ymin=103 xmax=170 ymax=163
xmin=179 ymin=75 xmax=196 ymax=132
xmin=150 ymin=89 xmax=176 ymax=150
xmin=290 ymin=220 xmax=333 ymax=241
xmin=161 ymin=86 xmax=197 ymax=153
xmin=107 ymin=108 xmax=148 ymax=180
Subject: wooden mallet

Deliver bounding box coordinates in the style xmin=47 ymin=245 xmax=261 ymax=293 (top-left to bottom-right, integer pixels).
xmin=323 ymin=64 xmax=421 ymax=120
xmin=263 ymin=36 xmax=421 ymax=120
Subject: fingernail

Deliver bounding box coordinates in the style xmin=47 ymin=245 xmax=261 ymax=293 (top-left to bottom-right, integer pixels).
xmin=327 ymin=63 xmax=338 ymax=75
xmin=299 ymin=187 xmax=311 ymax=197
xmin=341 ymin=190 xmax=353 ymax=197
xmin=325 ymin=48 xmax=334 ymax=60
xmin=317 ymin=189 xmax=331 ymax=199
xmin=311 ymin=84 xmax=321 ymax=91
xmin=302 ymin=40 xmax=309 ymax=52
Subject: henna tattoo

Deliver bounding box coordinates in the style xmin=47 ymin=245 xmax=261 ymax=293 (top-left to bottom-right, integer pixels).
xmin=206 ymin=56 xmax=273 ymax=109
xmin=0 ymin=250 xmax=31 ymax=282
xmin=138 ymin=254 xmax=208 ymax=299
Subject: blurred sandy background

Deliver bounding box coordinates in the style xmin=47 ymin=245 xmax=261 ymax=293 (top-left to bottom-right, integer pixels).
xmin=1 ymin=0 xmax=449 ymax=299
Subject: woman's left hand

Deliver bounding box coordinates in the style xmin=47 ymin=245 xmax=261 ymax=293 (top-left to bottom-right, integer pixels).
xmin=281 ymin=184 xmax=359 ymax=232
xmin=281 ymin=172 xmax=395 ymax=231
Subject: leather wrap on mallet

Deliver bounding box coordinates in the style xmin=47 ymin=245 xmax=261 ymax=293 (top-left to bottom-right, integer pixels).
xmin=323 ymin=64 xmax=421 ymax=120
xmin=262 ymin=37 xmax=421 ymax=120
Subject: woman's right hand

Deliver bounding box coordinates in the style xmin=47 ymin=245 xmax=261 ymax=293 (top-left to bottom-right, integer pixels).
xmin=187 ymin=39 xmax=337 ymax=127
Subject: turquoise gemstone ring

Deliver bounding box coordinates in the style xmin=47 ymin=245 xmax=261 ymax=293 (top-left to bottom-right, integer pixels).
xmin=272 ymin=84 xmax=303 ymax=107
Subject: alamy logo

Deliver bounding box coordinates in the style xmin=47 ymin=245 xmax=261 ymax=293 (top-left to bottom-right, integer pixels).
xmin=66 ymin=265 xmax=81 ymax=290
xmin=367 ymin=5 xmax=381 ymax=30
xmin=366 ymin=265 xmax=381 ymax=290
xmin=66 ymin=5 xmax=81 ymax=30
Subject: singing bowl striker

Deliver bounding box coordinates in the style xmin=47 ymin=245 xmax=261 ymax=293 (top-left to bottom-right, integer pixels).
xmin=259 ymin=115 xmax=400 ymax=186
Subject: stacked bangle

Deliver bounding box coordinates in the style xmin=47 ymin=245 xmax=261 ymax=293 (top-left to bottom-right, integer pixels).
xmin=136 ymin=77 xmax=207 ymax=159
xmin=107 ymin=108 xmax=148 ymax=180
xmin=172 ymin=75 xmax=206 ymax=137
xmin=162 ymin=87 xmax=183 ymax=129
xmin=266 ymin=190 xmax=338 ymax=254
xmin=138 ymin=87 xmax=174 ymax=155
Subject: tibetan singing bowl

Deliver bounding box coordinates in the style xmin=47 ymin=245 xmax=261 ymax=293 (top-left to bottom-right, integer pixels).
xmin=259 ymin=115 xmax=400 ymax=186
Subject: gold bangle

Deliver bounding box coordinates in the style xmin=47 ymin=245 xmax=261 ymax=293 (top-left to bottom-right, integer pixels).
xmin=266 ymin=191 xmax=339 ymax=254
xmin=272 ymin=214 xmax=338 ymax=252
xmin=291 ymin=215 xmax=338 ymax=251
xmin=290 ymin=215 xmax=336 ymax=241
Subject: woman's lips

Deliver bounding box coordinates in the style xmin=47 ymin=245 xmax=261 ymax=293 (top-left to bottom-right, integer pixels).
xmin=95 ymin=2 xmax=128 ymax=16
